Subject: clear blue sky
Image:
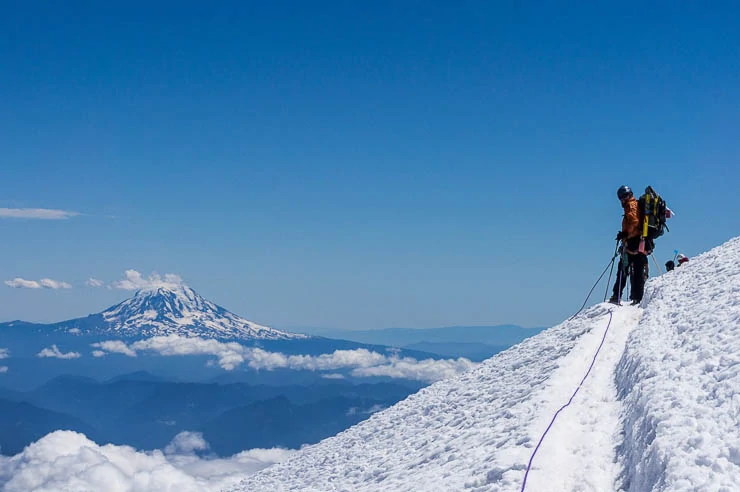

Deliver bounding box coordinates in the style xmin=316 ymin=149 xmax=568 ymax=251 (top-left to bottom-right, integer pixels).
xmin=1 ymin=2 xmax=738 ymax=329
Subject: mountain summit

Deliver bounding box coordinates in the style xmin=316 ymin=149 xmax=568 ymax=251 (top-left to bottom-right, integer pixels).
xmin=15 ymin=284 xmax=308 ymax=341
xmin=94 ymin=284 xmax=306 ymax=340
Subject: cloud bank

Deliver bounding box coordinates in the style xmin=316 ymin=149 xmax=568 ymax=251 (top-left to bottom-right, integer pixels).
xmin=4 ymin=277 xmax=72 ymax=289
xmin=0 ymin=208 xmax=79 ymax=220
xmin=0 ymin=430 xmax=294 ymax=492
xmin=36 ymin=345 xmax=81 ymax=360
xmin=91 ymin=335 xmax=477 ymax=382
xmin=112 ymin=270 xmax=185 ymax=291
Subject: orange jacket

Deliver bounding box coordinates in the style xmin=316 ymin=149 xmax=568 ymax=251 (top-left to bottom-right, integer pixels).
xmin=622 ymin=197 xmax=641 ymax=239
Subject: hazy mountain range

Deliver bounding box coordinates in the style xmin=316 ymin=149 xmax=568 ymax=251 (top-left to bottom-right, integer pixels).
xmin=0 ymin=372 xmax=416 ymax=456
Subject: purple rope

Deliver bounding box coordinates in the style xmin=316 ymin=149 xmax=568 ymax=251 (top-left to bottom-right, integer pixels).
xmin=520 ymin=310 xmax=614 ymax=492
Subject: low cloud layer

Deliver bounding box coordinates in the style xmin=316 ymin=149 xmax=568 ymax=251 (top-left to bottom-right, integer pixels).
xmin=92 ymin=335 xmax=477 ymax=383
xmin=112 ymin=270 xmax=185 ymax=291
xmin=0 ymin=430 xmax=293 ymax=492
xmin=0 ymin=208 xmax=79 ymax=220
xmin=36 ymin=345 xmax=81 ymax=360
xmin=4 ymin=277 xmax=72 ymax=289
xmin=352 ymin=357 xmax=476 ymax=382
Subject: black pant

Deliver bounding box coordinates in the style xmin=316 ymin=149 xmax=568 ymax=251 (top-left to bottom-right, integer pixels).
xmin=612 ymin=252 xmax=648 ymax=302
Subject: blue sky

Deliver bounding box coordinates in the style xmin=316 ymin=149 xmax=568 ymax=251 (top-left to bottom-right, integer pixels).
xmin=1 ymin=2 xmax=738 ymax=329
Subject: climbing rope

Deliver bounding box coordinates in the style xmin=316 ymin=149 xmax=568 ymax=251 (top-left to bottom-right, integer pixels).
xmin=520 ymin=310 xmax=615 ymax=492
xmin=569 ymin=244 xmax=619 ymax=321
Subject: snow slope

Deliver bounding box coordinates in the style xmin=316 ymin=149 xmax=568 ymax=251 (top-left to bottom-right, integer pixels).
xmin=618 ymin=238 xmax=740 ymax=491
xmin=228 ymin=236 xmax=740 ymax=492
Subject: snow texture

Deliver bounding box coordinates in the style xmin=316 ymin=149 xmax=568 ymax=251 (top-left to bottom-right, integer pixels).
xmin=228 ymin=236 xmax=740 ymax=492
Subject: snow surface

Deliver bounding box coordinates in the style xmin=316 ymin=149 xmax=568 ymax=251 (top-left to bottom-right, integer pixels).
xmin=228 ymin=236 xmax=740 ymax=492
xmin=96 ymin=285 xmax=305 ymax=340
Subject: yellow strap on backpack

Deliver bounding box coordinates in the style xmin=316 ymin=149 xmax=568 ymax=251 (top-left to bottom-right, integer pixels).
xmin=642 ymin=194 xmax=651 ymax=238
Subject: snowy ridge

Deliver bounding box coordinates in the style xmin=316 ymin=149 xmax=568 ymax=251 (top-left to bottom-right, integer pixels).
xmin=228 ymin=304 xmax=641 ymax=491
xmin=617 ymin=237 xmax=740 ymax=491
xmin=228 ymin=236 xmax=740 ymax=492
xmin=97 ymin=285 xmax=306 ymax=340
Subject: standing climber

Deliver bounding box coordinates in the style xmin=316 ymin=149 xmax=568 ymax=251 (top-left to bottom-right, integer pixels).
xmin=609 ymin=185 xmax=650 ymax=305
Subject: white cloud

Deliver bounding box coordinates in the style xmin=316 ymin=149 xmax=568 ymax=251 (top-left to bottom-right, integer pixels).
xmin=112 ymin=269 xmax=185 ymax=291
xmin=91 ymin=340 xmax=137 ymax=357
xmin=5 ymin=277 xmax=72 ymax=289
xmin=0 ymin=208 xmax=79 ymax=220
xmin=164 ymin=431 xmax=210 ymax=456
xmin=322 ymin=373 xmax=346 ymax=380
xmin=352 ymin=357 xmax=477 ymax=382
xmin=36 ymin=345 xmax=81 ymax=360
xmin=0 ymin=352 xmax=8 ymax=372
xmin=0 ymin=430 xmax=294 ymax=492
xmin=39 ymin=278 xmax=72 ymax=289
xmin=130 ymin=336 xmax=246 ymax=370
xmin=92 ymin=335 xmax=477 ymax=383
xmin=4 ymin=278 xmax=41 ymax=289
xmin=85 ymin=277 xmax=104 ymax=287
xmin=91 ymin=350 xmax=106 ymax=358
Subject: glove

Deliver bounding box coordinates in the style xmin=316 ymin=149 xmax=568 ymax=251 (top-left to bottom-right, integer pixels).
xmin=615 ymin=231 xmax=624 ymax=241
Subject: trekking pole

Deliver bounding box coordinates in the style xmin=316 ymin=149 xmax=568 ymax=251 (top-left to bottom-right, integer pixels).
xmin=603 ymin=240 xmax=620 ymax=302
xmin=649 ymin=253 xmax=662 ymax=274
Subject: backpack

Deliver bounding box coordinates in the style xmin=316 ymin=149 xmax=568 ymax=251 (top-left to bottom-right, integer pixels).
xmin=638 ymin=185 xmax=669 ymax=240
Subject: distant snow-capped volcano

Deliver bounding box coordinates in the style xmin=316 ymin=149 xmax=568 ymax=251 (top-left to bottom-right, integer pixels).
xmin=95 ymin=285 xmax=305 ymax=340
xmin=10 ymin=284 xmax=308 ymax=341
